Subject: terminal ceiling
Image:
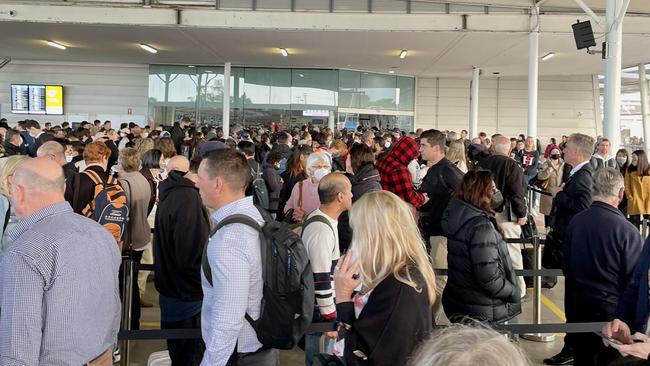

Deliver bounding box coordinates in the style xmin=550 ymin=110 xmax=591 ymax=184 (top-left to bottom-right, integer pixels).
xmin=0 ymin=1 xmax=650 ymax=77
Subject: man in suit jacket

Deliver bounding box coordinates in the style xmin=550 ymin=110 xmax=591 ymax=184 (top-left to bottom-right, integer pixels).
xmin=564 ymin=168 xmax=644 ymax=365
xmin=543 ymin=132 xmax=596 ymax=366
xmin=25 ymin=120 xmax=54 ymax=157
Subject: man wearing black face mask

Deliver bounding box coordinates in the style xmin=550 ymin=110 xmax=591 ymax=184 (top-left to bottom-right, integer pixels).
xmin=477 ymin=135 xmax=528 ymax=299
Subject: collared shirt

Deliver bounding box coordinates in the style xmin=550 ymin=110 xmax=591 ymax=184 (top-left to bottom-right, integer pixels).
xmin=570 ymin=160 xmax=590 ymax=177
xmin=0 ymin=202 xmax=121 ymax=365
xmin=201 ymin=196 xmax=264 ymax=366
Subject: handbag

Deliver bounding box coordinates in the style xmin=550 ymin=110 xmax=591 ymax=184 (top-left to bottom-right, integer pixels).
xmin=283 ymin=181 xmax=304 ymax=228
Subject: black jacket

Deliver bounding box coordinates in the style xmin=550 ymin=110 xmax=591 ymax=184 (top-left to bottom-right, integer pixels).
xmin=64 ymin=165 xmax=111 ymax=215
xmin=441 ymin=199 xmax=521 ymax=323
xmin=565 ymin=202 xmax=644 ymax=322
xmin=153 ymin=171 xmax=210 ymax=301
xmin=332 ymin=156 xmax=346 ymax=172
xmin=551 ymin=163 xmax=594 ymax=240
xmin=338 ymin=164 xmax=382 ymax=251
xmin=262 ymin=162 xmax=283 ymax=211
xmin=3 ymin=142 xmax=21 ymax=156
xmin=169 ymin=125 xmax=185 ymax=154
xmin=140 ymin=168 xmax=157 ymax=215
xmin=32 ymin=132 xmax=54 ymax=157
xmin=106 ymin=140 xmax=119 ymax=170
xmin=478 ymin=154 xmax=527 ymax=220
xmin=419 ymin=158 xmax=463 ymax=237
xmin=337 ymin=270 xmax=432 ymax=366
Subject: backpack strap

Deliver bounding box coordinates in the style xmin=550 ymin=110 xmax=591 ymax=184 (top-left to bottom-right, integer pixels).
xmin=302 ymin=214 xmax=335 ymax=237
xmin=202 ymin=214 xmax=263 ymax=287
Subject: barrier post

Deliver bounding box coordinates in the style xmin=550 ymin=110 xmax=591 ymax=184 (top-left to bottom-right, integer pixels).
xmin=120 ymin=256 xmax=135 ymax=366
xmin=521 ymin=235 xmax=555 ymax=342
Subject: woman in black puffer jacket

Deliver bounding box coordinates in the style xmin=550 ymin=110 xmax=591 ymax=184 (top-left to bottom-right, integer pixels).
xmin=338 ymin=143 xmax=382 ymax=252
xmin=441 ymin=170 xmax=521 ymax=323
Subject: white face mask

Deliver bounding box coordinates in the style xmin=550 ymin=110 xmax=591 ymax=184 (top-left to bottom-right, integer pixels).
xmin=384 ymin=141 xmax=391 ymax=149
xmin=313 ymin=168 xmax=330 ymax=182
xmin=66 ymin=155 xmax=73 ymax=163
xmin=616 ymin=157 xmax=627 ymax=166
xmin=142 ymin=132 xmax=149 ymax=139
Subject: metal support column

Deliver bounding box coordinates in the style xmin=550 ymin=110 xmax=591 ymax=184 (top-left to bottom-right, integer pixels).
xmin=223 ymin=62 xmax=231 ymax=138
xmin=528 ymin=7 xmax=539 ymax=139
xmin=603 ymin=0 xmax=628 ymax=151
xmin=639 ymin=64 xmax=650 ymax=152
xmin=469 ymin=66 xmax=480 ymax=139
xmin=119 ymin=257 xmax=135 ymax=366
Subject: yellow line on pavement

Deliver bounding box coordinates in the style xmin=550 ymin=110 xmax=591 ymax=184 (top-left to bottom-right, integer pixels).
xmin=541 ymin=294 xmax=566 ymax=322
xmin=140 ymin=321 xmax=161 ymax=329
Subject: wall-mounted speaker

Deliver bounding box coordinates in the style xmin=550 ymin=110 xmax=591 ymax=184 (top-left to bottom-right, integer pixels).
xmin=572 ymin=20 xmax=597 ymax=50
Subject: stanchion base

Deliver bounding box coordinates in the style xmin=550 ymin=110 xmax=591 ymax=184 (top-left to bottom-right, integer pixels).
xmin=521 ymin=333 xmax=556 ymax=342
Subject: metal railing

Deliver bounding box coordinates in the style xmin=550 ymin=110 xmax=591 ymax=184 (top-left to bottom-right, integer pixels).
xmin=117 ymin=235 xmax=600 ymax=365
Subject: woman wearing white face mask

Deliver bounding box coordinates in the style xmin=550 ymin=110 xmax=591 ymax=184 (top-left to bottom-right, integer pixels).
xmin=284 ymin=152 xmax=332 ymax=223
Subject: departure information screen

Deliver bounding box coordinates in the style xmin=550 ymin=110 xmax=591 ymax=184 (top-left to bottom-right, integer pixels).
xmin=11 ymin=84 xmax=29 ymax=114
xmin=11 ymin=84 xmax=64 ymax=115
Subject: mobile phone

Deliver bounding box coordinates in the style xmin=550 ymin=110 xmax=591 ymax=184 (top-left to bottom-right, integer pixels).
xmin=595 ymin=331 xmax=623 ymax=346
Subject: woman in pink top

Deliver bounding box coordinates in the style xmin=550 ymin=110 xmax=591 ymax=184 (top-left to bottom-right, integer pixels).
xmin=285 ymin=152 xmax=332 ymax=223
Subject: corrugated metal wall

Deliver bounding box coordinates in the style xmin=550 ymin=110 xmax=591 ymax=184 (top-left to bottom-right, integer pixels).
xmin=0 ymin=61 xmax=149 ymax=125
xmin=415 ymin=75 xmax=601 ymax=140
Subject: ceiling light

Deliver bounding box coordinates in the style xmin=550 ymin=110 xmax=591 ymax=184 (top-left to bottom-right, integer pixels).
xmin=541 ymin=52 xmax=555 ymax=61
xmin=139 ymin=44 xmax=158 ymax=54
xmin=188 ymin=65 xmax=195 ymax=68
xmin=399 ymin=50 xmax=408 ymax=59
xmin=299 ymin=73 xmax=304 ymax=77
xmin=280 ymin=48 xmax=289 ymax=57
xmin=46 ymin=41 xmax=66 ymax=50
xmin=388 ymin=70 xmax=395 ymax=74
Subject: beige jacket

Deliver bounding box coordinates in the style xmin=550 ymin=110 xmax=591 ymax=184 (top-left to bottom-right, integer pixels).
xmin=536 ymin=159 xmax=566 ymax=216
xmin=119 ymin=171 xmax=152 ymax=250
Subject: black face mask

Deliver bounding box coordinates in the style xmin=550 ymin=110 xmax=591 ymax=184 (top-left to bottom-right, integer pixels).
xmin=550 ymin=154 xmax=560 ymax=160
xmin=491 ymin=189 xmax=504 ymax=210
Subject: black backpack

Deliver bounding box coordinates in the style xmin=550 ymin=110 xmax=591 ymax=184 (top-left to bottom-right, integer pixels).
xmin=251 ymin=165 xmax=270 ymax=210
xmin=202 ymin=207 xmax=315 ymax=349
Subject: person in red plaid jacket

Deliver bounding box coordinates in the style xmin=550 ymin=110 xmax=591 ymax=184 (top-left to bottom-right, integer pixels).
xmin=375 ymin=136 xmax=428 ymax=209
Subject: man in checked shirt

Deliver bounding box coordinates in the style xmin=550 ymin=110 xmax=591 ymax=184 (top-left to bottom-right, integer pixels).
xmin=375 ymin=136 xmax=429 ymax=212
xmin=0 ymin=157 xmax=121 ymax=365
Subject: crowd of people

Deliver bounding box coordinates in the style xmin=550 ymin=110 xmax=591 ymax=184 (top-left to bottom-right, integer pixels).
xmin=0 ymin=115 xmax=649 ymax=366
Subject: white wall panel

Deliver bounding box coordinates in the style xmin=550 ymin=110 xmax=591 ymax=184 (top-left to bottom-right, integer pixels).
xmin=0 ymin=61 xmax=148 ymax=125
xmin=415 ymin=74 xmax=599 ymax=141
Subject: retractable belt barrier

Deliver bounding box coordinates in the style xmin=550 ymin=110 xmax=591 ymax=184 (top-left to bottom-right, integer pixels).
xmin=121 ymin=235 xmax=568 ymax=348
xmin=117 ymin=321 xmax=604 ymax=341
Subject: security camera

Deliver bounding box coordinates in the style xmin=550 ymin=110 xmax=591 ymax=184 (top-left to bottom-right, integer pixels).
xmin=8 ymin=10 xmax=16 ymax=17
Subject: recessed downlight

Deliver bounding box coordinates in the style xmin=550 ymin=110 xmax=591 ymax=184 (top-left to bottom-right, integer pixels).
xmin=280 ymin=48 xmax=289 ymax=57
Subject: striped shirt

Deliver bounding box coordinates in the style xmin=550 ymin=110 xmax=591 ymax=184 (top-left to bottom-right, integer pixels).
xmin=302 ymin=209 xmax=340 ymax=319
xmin=0 ymin=202 xmax=121 ymax=365
xmin=201 ymin=196 xmax=265 ymax=366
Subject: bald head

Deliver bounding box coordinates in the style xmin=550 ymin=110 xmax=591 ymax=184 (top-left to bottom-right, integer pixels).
xmin=166 ymin=155 xmax=190 ymax=173
xmin=37 ymin=141 xmax=67 ymax=166
xmin=492 ymin=135 xmax=511 ymax=155
xmin=13 ymin=157 xmax=65 ymax=194
xmin=12 ymin=158 xmax=66 ymax=219
xmin=318 ymin=172 xmax=352 ymax=205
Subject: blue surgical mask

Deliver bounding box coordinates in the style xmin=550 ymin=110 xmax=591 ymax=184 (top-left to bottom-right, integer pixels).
xmin=66 ymin=156 xmax=73 ymax=163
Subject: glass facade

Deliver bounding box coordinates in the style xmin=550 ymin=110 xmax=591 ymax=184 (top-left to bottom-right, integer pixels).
xmin=599 ymin=64 xmax=649 ymax=150
xmin=148 ymin=65 xmax=415 ymax=131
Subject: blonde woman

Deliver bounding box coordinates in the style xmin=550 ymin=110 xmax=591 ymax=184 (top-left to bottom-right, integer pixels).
xmin=447 ymin=140 xmax=469 ymax=173
xmin=0 ymin=155 xmax=28 ymax=254
xmin=333 ymin=190 xmax=436 ymax=366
